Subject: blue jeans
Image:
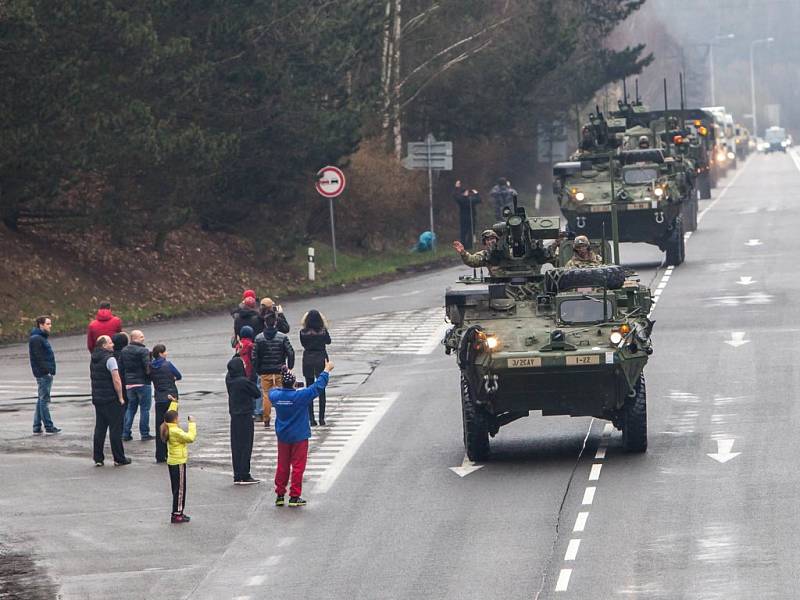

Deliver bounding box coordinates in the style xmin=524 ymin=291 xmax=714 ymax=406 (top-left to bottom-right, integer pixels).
xmin=33 ymin=375 xmax=55 ymax=431
xmin=123 ymin=385 xmax=152 ymax=438
xmin=253 ymin=376 xmax=263 ymax=416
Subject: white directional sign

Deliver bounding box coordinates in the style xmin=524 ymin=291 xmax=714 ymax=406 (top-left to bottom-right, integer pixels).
xmin=315 ymin=166 xmax=346 ymax=198
xmin=736 ymin=276 xmax=756 ymax=286
xmin=725 ymin=332 xmax=750 ymax=347
xmin=449 ymin=454 xmax=484 ymax=478
xmin=744 ymin=239 xmax=763 ymax=246
xmin=707 ymin=439 xmax=741 ymax=463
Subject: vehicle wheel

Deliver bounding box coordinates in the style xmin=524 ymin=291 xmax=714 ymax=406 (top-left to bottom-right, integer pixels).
xmin=554 ymin=265 xmax=626 ymax=290
xmin=622 ymin=374 xmax=647 ymax=452
xmin=685 ymin=197 xmax=698 ymax=232
xmin=698 ymin=172 xmax=711 ymax=199
xmin=461 ymin=373 xmax=490 ymax=461
xmin=665 ymin=218 xmax=685 ymax=266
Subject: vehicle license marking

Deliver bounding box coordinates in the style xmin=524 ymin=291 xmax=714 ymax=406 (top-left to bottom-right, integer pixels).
xmin=508 ymin=357 xmax=542 ymax=368
xmin=628 ymin=202 xmax=650 ymax=210
xmin=589 ymin=205 xmax=611 ymax=213
xmin=566 ymin=355 xmax=600 ymax=366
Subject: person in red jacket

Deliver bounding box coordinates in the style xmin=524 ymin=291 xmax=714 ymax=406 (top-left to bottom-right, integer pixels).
xmin=87 ymin=302 xmax=123 ymax=352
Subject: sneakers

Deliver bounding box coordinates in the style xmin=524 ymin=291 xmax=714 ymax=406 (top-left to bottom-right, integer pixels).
xmin=319 ymin=418 xmax=326 ymax=426
xmin=310 ymin=419 xmax=318 ymax=427
xmin=275 ymin=495 xmax=285 ymax=507
xmin=33 ymin=429 xmax=43 ymax=435
xmin=141 ymin=434 xmax=155 ymax=441
xmin=44 ymin=427 xmax=62 ymax=434
xmin=94 ymin=461 xmax=104 ymax=467
xmin=171 ymin=513 xmax=191 ymax=524
xmin=114 ymin=457 xmax=132 ymax=466
xmin=288 ymin=496 xmax=307 ymax=507
xmin=122 ymin=435 xmax=133 ymax=442
xmin=238 ymin=477 xmax=261 ymax=486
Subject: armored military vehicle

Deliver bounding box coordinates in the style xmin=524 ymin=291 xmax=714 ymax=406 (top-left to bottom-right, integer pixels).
xmin=443 ymin=200 xmax=655 ymax=461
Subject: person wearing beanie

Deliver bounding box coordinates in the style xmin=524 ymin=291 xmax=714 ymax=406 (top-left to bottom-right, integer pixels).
xmin=235 ymin=325 xmax=260 ymax=420
xmin=233 ymin=296 xmax=261 ymax=341
xmin=269 ymin=361 xmax=334 ymax=507
xmin=226 ymin=357 xmax=261 ymax=485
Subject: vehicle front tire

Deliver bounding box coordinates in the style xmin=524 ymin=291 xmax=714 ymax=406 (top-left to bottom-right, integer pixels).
xmin=665 ymin=218 xmax=685 ymax=266
xmin=622 ymin=374 xmax=647 ymax=453
xmin=698 ymin=172 xmax=712 ymax=199
xmin=461 ymin=373 xmax=490 ymax=462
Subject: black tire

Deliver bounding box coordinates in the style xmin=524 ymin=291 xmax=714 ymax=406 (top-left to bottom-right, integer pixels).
xmin=461 ymin=373 xmax=490 ymax=461
xmin=553 ymin=265 xmax=626 ymax=290
xmin=665 ymin=218 xmax=685 ymax=266
xmin=622 ymin=374 xmax=647 ymax=452
xmin=698 ymin=172 xmax=711 ymax=199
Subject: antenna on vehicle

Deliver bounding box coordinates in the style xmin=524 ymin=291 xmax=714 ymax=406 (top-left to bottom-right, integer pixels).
xmin=623 ymin=79 xmax=628 ymax=105
xmin=663 ymin=78 xmax=671 ymax=154
xmin=635 ymin=79 xmax=640 ymax=105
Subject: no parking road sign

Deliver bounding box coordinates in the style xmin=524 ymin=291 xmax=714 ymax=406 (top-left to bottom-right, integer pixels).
xmin=316 ymin=166 xmax=346 ymax=198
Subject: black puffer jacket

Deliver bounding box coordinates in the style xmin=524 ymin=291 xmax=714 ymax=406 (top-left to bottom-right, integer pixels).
xmin=300 ymin=328 xmax=331 ymax=367
xmin=120 ymin=342 xmax=150 ymax=385
xmin=90 ymin=348 xmax=117 ymax=405
xmin=233 ymin=308 xmax=262 ymax=338
xmin=253 ymin=327 xmax=295 ymax=374
xmin=226 ymin=357 xmax=261 ymax=416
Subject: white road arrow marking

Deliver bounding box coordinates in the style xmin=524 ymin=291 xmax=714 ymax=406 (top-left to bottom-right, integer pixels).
xmin=707 ymin=439 xmax=741 ymax=463
xmin=724 ymin=331 xmax=750 ymax=348
xmin=739 ymin=207 xmax=758 ymax=214
xmin=736 ymin=276 xmax=755 ymax=286
xmin=400 ymin=290 xmax=421 ymax=297
xmin=370 ymin=294 xmax=391 ymax=301
xmin=449 ymin=455 xmax=484 ymax=477
xmin=745 ymin=239 xmax=763 ymax=246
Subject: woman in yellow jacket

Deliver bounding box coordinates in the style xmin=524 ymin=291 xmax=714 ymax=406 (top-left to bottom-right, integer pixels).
xmin=160 ymin=398 xmax=196 ymax=524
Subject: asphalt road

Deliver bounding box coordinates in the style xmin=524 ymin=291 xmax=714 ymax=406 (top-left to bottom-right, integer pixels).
xmin=1 ymin=150 xmax=795 ymax=599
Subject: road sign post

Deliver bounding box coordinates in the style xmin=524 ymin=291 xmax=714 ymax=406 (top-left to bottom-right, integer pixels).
xmin=403 ymin=134 xmax=452 ymax=246
xmin=308 ymin=247 xmax=315 ymax=281
xmin=315 ymin=166 xmax=346 ymax=271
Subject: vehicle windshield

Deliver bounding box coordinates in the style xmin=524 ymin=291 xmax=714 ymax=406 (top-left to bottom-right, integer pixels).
xmin=559 ymin=297 xmax=614 ymax=324
xmin=765 ymin=128 xmax=786 ymax=143
xmin=623 ymin=167 xmax=658 ymax=185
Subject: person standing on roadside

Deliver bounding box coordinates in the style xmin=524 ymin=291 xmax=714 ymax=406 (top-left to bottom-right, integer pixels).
xmin=233 ymin=296 xmax=261 ymax=340
xmin=253 ymin=313 xmax=295 ymax=429
xmin=235 ymin=325 xmax=261 ymax=420
xmin=453 ymin=180 xmax=481 ymax=251
xmin=489 ymin=177 xmax=516 ymax=221
xmin=260 ymin=298 xmax=290 ymax=334
xmin=87 ymin=301 xmax=122 ymax=352
xmin=150 ymin=344 xmax=182 ymax=463
xmin=299 ymin=310 xmax=331 ymax=426
xmin=225 ymin=356 xmax=261 ymax=485
xmin=29 ymin=316 xmax=61 ymax=435
xmin=90 ymin=335 xmax=130 ymax=466
xmin=160 ymin=397 xmax=196 ymax=524
xmin=121 ymin=330 xmax=153 ymax=441
xmin=112 ymin=332 xmax=130 ymax=415
xmin=270 ymin=361 xmax=333 ymax=507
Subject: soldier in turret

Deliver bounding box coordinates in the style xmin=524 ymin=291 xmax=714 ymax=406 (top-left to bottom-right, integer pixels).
xmin=453 ymin=230 xmax=501 ymax=275
xmin=565 ymin=235 xmax=602 ymax=268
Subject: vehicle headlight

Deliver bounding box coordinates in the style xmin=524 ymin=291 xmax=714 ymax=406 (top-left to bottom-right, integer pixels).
xmin=609 ymin=332 xmax=623 ymax=345
xmin=727 ymin=151 xmax=735 ymax=160
xmin=575 ymin=191 xmax=585 ymax=201
xmin=717 ymin=152 xmax=727 ymax=162
xmin=486 ymin=336 xmax=499 ymax=350
xmin=654 ymin=187 xmax=664 ymax=197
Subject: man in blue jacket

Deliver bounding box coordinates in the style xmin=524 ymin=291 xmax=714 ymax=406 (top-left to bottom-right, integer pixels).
xmin=28 ymin=316 xmax=61 ymax=434
xmin=269 ymin=360 xmax=333 ymax=507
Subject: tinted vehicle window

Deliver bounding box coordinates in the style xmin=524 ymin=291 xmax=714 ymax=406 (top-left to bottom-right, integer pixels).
xmin=623 ymin=167 xmax=658 ymax=185
xmin=559 ymin=298 xmax=614 ymax=324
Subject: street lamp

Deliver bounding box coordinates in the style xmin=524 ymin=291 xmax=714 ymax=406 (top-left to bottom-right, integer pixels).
xmin=749 ymin=37 xmax=775 ymax=139
xmin=708 ymin=33 xmax=735 ymax=105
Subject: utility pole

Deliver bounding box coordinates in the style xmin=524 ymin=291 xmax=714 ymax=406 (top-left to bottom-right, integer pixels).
xmin=708 ymin=33 xmax=735 ymax=105
xmin=749 ymin=37 xmax=775 ymax=139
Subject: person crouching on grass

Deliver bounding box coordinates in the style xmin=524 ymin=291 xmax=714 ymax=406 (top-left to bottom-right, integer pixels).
xmin=160 ymin=397 xmax=196 ymax=523
xmin=269 ymin=361 xmax=334 ymax=507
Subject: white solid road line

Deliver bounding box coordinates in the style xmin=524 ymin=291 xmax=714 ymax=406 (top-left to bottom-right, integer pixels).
xmin=315 ymin=392 xmax=400 ymax=494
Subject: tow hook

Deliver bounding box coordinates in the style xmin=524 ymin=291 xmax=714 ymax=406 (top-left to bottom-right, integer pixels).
xmin=483 ymin=374 xmax=499 ymax=394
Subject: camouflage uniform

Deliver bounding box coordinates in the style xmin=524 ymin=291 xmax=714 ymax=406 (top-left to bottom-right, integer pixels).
xmin=565 ymin=251 xmax=602 ymax=269
xmin=459 ymin=249 xmax=500 ymax=276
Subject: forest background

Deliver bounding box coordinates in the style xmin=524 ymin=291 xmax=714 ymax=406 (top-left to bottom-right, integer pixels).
xmin=8 ymin=0 xmax=793 ymax=340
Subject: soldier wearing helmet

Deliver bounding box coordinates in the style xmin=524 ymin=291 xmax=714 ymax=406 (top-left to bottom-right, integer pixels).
xmin=638 ymin=135 xmax=651 ymax=149
xmin=565 ymin=235 xmax=602 ymax=269
xmin=453 ymin=229 xmax=501 ymax=275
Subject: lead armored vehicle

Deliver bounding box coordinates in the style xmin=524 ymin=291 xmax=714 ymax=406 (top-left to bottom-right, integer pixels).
xmin=443 ymin=201 xmax=655 ymax=461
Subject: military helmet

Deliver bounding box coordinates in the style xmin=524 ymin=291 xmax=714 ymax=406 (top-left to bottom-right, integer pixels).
xmin=481 ymin=229 xmax=498 ymax=241
xmin=573 ymin=235 xmax=590 ymax=247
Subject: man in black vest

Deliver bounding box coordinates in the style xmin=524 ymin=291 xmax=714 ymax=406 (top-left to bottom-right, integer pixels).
xmin=91 ymin=335 xmax=130 ymax=466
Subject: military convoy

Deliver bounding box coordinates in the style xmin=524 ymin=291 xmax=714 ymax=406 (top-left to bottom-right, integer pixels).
xmin=444 ymin=199 xmax=655 ymax=460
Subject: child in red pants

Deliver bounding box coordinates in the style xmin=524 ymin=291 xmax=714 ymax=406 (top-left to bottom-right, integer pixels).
xmin=269 ymin=361 xmax=333 ymax=507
